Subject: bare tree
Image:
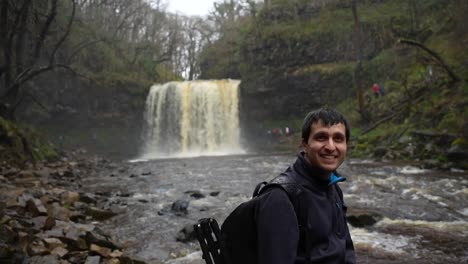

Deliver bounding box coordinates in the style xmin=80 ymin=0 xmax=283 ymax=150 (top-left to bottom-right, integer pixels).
xmin=0 ymin=0 xmax=77 ymax=120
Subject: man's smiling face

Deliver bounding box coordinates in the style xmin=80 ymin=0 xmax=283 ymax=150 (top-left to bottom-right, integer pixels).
xmin=302 ymin=120 xmax=347 ymax=176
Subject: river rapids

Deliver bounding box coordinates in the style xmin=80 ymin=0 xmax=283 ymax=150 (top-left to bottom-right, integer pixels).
xmin=82 ymin=154 xmax=468 ymax=264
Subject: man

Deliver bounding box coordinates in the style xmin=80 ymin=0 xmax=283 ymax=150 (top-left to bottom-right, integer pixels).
xmin=256 ymin=108 xmax=356 ymax=264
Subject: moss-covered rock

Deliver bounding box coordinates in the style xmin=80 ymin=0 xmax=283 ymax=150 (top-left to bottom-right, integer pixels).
xmin=0 ymin=118 xmax=58 ymax=166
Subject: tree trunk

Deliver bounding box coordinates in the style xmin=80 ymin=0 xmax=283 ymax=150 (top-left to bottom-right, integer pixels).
xmin=351 ymin=0 xmax=369 ymax=122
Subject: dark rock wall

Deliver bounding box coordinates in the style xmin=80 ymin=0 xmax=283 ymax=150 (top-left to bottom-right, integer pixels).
xmin=239 ymin=67 xmax=354 ymax=150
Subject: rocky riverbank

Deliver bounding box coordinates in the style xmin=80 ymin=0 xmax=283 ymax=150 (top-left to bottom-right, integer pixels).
xmin=0 ymin=150 xmax=145 ymax=264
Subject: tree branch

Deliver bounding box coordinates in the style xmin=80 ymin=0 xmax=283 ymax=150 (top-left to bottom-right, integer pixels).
xmin=50 ymin=0 xmax=76 ymax=65
xmin=398 ymin=38 xmax=460 ymax=82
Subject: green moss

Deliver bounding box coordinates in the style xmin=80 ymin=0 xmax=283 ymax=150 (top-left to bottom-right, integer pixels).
xmin=452 ymin=137 xmax=468 ymax=147
xmin=0 ymin=118 xmax=58 ymax=165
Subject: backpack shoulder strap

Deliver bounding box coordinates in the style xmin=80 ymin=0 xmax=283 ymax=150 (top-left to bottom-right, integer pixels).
xmin=268 ymin=174 xmax=303 ymax=199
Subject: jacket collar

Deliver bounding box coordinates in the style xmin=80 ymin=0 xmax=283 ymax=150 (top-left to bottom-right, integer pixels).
xmin=292 ymin=152 xmax=346 ymax=188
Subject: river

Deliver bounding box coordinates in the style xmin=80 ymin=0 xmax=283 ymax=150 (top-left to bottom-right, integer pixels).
xmin=82 ymin=153 xmax=468 ymax=264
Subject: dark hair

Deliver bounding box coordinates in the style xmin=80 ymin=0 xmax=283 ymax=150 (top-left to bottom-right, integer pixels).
xmin=301 ymin=107 xmax=350 ymax=142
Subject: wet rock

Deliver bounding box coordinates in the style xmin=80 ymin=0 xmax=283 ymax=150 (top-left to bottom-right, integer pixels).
xmin=67 ymin=251 xmax=89 ymax=263
xmin=109 ymin=250 xmax=123 ymax=258
xmin=0 ymin=242 xmax=15 ymax=258
xmin=26 ymin=239 xmax=48 ymax=256
xmin=60 ymin=191 xmax=80 ymax=205
xmin=447 ymin=145 xmax=468 ymax=163
xmin=84 ymin=255 xmax=101 ymax=264
xmin=25 ymin=198 xmax=48 ymax=217
xmin=85 ymin=207 xmax=117 ymax=221
xmin=176 ymin=224 xmax=197 ymax=243
xmin=0 ymin=224 xmax=18 ymax=243
xmin=171 ymin=200 xmax=189 ymax=216
xmin=209 ymin=191 xmax=220 ymax=197
xmin=90 ymin=243 xmax=112 ymax=257
xmin=26 ymin=254 xmax=61 ymax=264
xmin=86 ymin=229 xmax=122 ymax=250
xmin=69 ymin=212 xmax=87 ymax=223
xmin=43 ymin=238 xmax=66 ymax=250
xmin=32 ymin=216 xmax=56 ymax=231
xmin=185 ymin=190 xmax=205 ymax=199
xmin=103 ymin=258 xmax=121 ymax=264
xmin=79 ymin=193 xmax=97 ymax=204
xmin=346 ymin=209 xmax=383 ymax=228
xmin=50 ymin=246 xmax=68 ymax=257
xmin=50 ymin=202 xmax=71 ymax=221
xmin=120 ymin=256 xmax=147 ymax=264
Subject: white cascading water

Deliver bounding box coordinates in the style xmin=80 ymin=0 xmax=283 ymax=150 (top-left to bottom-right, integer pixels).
xmin=140 ymin=79 xmax=244 ymax=159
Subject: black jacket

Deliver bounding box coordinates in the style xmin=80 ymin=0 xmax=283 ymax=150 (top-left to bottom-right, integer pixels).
xmin=255 ymin=153 xmax=356 ymax=264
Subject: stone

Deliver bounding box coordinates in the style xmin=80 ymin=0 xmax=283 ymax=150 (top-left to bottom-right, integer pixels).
xmin=32 ymin=216 xmax=56 ymax=230
xmin=44 ymin=237 xmax=66 ymax=250
xmin=50 ymin=203 xmax=71 ymax=221
xmin=85 ymin=207 xmax=117 ymax=221
xmin=86 ymin=229 xmax=121 ymax=250
xmin=27 ymin=255 xmax=61 ymax=264
xmin=176 ymin=224 xmax=197 ymax=243
xmin=66 ymin=251 xmax=89 ymax=264
xmin=346 ymin=209 xmax=383 ymax=228
xmin=90 ymin=243 xmax=112 ymax=257
xmin=209 ymin=191 xmax=220 ymax=197
xmin=79 ymin=193 xmax=97 ymax=204
xmin=120 ymin=256 xmax=147 ymax=264
xmin=447 ymin=145 xmax=468 ymax=162
xmin=27 ymin=240 xmax=49 ymax=256
xmin=185 ymin=190 xmax=205 ymax=199
xmin=18 ymin=192 xmax=35 ymax=206
xmin=171 ymin=200 xmax=189 ymax=216
xmin=61 ymin=191 xmax=80 ymax=205
xmin=109 ymin=250 xmax=123 ymax=258
xmin=25 ymin=198 xmax=48 ymax=217
xmin=0 ymin=242 xmax=15 ymax=258
xmin=84 ymin=255 xmax=101 ymax=264
xmin=50 ymin=246 xmax=69 ymax=257
xmin=0 ymin=224 xmax=17 ymax=243
xmin=103 ymin=258 xmax=121 ymax=264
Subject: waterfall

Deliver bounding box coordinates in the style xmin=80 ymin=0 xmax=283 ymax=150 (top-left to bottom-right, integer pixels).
xmin=140 ymin=79 xmax=244 ymax=159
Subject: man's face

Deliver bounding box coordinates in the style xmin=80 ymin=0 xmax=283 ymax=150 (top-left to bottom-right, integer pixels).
xmin=303 ymin=121 xmax=347 ymax=174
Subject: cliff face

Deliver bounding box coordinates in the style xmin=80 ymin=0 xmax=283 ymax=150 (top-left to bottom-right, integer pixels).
xmin=239 ymin=62 xmax=355 ymax=148
xmin=17 ymin=71 xmax=147 ymax=159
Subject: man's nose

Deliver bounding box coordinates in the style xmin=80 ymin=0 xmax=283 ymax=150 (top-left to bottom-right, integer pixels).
xmin=324 ymin=138 xmax=336 ymax=150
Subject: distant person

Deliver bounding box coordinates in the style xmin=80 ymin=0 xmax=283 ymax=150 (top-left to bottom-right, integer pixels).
xmin=379 ymin=83 xmax=385 ymax=96
xmin=285 ymin=126 xmax=290 ymax=136
xmin=372 ymin=83 xmax=380 ymax=98
xmin=256 ymin=107 xmax=356 ymax=264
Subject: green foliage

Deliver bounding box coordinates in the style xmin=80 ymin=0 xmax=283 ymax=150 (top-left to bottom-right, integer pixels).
xmin=0 ymin=118 xmax=58 ymax=165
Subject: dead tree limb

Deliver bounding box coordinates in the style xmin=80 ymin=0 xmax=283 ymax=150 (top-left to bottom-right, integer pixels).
xmin=361 ymin=112 xmax=398 ymax=135
xmin=398 ymin=38 xmax=460 ymax=82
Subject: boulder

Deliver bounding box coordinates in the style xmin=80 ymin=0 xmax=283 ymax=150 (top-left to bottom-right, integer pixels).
xmin=346 ymin=209 xmax=383 ymax=228
xmin=171 ymin=200 xmax=189 ymax=216
xmin=176 ymin=224 xmax=197 ymax=243
xmin=85 ymin=207 xmax=117 ymax=221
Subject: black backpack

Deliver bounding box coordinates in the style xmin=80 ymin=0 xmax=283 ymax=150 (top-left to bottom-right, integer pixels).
xmin=193 ymin=175 xmax=301 ymax=264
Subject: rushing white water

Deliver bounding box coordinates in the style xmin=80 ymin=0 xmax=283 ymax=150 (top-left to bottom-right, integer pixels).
xmin=140 ymin=79 xmax=244 ymax=159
